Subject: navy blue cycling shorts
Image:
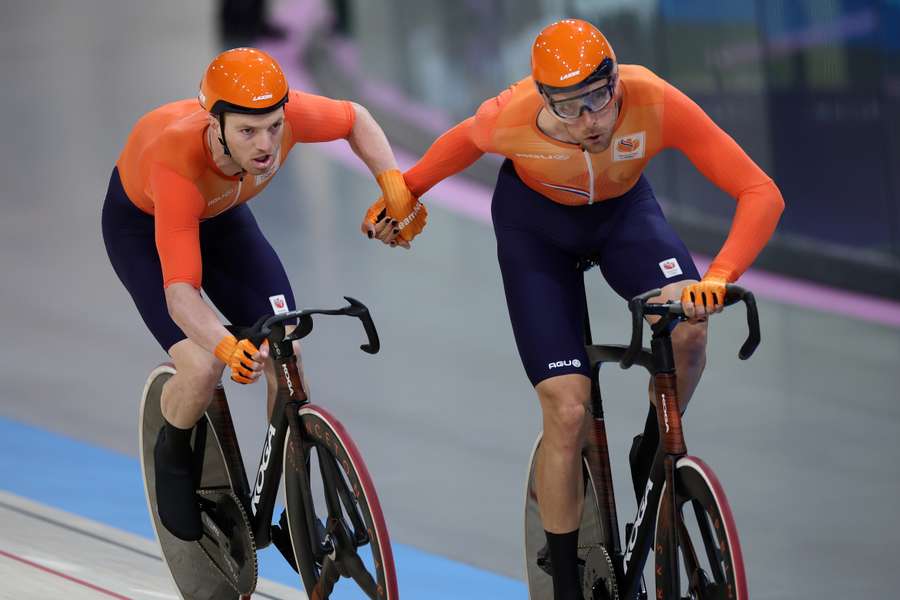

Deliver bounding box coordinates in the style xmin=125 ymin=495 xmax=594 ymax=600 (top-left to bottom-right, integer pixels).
xmin=491 ymin=160 xmax=699 ymax=387
xmin=101 ymin=167 xmax=296 ymax=352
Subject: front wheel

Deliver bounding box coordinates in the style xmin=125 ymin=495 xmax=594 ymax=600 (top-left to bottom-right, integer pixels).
xmin=655 ymin=456 xmax=748 ymax=600
xmin=283 ymin=404 xmax=398 ymax=599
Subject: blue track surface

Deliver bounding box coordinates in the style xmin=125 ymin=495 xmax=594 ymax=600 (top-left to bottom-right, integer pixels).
xmin=0 ymin=416 xmax=526 ymax=599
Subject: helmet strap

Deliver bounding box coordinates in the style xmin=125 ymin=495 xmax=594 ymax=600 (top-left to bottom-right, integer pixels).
xmin=217 ymin=113 xmax=232 ymax=157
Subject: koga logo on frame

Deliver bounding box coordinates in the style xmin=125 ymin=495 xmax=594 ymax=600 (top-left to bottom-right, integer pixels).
xmin=251 ymin=424 xmax=278 ymax=515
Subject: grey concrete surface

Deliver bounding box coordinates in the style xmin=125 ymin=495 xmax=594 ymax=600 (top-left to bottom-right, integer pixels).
xmin=1 ymin=2 xmax=899 ymax=598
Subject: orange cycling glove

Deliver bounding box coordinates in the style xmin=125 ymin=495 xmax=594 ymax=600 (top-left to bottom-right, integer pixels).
xmin=680 ymin=275 xmax=728 ymax=318
xmin=367 ymin=169 xmax=427 ymax=242
xmin=214 ymin=335 xmax=264 ymax=384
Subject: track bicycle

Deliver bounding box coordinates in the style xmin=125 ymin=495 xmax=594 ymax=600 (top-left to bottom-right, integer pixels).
xmin=525 ymin=261 xmax=759 ymax=600
xmin=139 ymin=297 xmax=398 ymax=600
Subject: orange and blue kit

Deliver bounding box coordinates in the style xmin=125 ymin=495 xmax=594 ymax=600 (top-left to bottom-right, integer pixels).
xmin=403 ymin=65 xmax=784 ymax=385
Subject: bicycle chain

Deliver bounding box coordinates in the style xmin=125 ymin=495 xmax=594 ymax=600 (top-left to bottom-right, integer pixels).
xmin=196 ymin=489 xmax=259 ymax=596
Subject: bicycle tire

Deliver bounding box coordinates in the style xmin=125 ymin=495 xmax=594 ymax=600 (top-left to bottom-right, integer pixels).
xmin=139 ymin=364 xmax=255 ymax=600
xmin=283 ymin=404 xmax=398 ymax=600
xmin=524 ymin=434 xmax=616 ymax=600
xmin=654 ymin=456 xmax=748 ymax=600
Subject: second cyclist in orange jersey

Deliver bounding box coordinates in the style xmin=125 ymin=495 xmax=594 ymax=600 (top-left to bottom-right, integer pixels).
xmin=363 ymin=19 xmax=783 ymax=600
xmin=400 ymin=63 xmax=782 ymax=283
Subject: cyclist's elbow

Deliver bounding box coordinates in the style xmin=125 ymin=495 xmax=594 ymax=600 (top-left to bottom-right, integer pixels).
xmin=163 ymin=282 xmax=196 ymax=322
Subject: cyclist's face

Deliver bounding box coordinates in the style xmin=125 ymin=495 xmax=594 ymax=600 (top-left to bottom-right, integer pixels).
xmin=220 ymin=109 xmax=285 ymax=175
xmin=544 ymin=76 xmax=620 ymax=153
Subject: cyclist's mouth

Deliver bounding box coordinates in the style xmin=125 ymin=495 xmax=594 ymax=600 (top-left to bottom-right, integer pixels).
xmin=252 ymin=154 xmax=272 ymax=169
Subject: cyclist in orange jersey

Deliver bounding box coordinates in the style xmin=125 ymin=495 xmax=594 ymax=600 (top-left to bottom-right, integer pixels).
xmin=104 ymin=47 xmax=422 ymax=541
xmin=362 ymin=20 xmax=783 ymax=600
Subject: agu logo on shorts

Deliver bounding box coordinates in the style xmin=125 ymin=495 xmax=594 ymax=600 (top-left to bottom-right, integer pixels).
xmin=613 ymin=131 xmax=646 ymax=162
xmin=269 ymin=294 xmax=289 ymax=315
xmin=549 ymin=359 xmax=582 ymax=370
xmin=659 ymin=258 xmax=683 ymax=279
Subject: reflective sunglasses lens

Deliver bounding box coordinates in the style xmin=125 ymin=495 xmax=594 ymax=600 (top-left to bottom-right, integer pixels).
xmin=552 ymin=99 xmax=582 ymax=119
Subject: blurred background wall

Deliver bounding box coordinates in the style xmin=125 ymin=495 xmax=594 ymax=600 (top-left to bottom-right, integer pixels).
xmin=307 ymin=0 xmax=900 ymax=298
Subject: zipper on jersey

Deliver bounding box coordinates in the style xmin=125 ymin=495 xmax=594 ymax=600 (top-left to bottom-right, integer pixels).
xmin=583 ymin=149 xmax=595 ymax=204
xmin=211 ymin=177 xmax=244 ymax=218
xmin=223 ymin=177 xmax=243 ymax=213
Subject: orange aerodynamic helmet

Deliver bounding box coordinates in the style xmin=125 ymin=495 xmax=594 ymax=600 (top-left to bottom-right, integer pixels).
xmin=531 ymin=19 xmax=616 ymax=92
xmin=199 ymin=47 xmax=289 ymax=115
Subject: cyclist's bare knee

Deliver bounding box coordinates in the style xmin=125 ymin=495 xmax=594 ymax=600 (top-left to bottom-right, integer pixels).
xmin=672 ymin=320 xmax=707 ymax=368
xmin=163 ymin=339 xmax=223 ymax=423
xmin=536 ymin=374 xmax=590 ymax=454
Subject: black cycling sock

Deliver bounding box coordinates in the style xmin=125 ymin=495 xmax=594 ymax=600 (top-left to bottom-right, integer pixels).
xmin=154 ymin=420 xmax=202 ymax=541
xmin=545 ymin=529 xmax=582 ymax=600
xmin=162 ymin=420 xmax=193 ymax=456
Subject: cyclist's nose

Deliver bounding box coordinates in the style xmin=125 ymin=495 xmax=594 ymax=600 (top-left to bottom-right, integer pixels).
xmin=578 ymin=108 xmax=602 ymax=128
xmin=256 ymin=132 xmax=275 ymax=154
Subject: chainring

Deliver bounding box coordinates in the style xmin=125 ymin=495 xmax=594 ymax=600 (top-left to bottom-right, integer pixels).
xmin=582 ymin=543 xmax=619 ymax=600
xmin=196 ymin=489 xmax=258 ymax=595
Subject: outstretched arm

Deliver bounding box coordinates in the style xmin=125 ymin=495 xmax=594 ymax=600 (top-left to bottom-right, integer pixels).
xmin=402 ymin=117 xmax=485 ymax=197
xmin=346 ymin=102 xmax=399 ymax=176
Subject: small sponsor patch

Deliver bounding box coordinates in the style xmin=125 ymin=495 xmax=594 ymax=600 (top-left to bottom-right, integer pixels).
xmin=269 ymin=294 xmax=289 ymax=315
xmin=612 ymin=131 xmax=646 ymax=162
xmin=548 ymin=358 xmax=582 ymax=370
xmin=252 ymin=93 xmax=273 ymax=102
xmin=659 ymin=258 xmax=683 ymax=279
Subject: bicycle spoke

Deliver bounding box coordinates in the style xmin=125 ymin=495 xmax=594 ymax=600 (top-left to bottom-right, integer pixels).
xmin=333 ymin=463 xmax=370 ymax=544
xmin=677 ymin=515 xmax=701 ymax=573
xmin=311 ymin=556 xmax=340 ymax=600
xmin=691 ymin=500 xmax=726 ymax=584
xmin=299 ymin=445 xmax=326 ymax=563
xmin=342 ymin=548 xmax=379 ymax=598
xmin=317 ymin=447 xmax=346 ymax=521
xmin=676 ymin=512 xmax=706 ymax=598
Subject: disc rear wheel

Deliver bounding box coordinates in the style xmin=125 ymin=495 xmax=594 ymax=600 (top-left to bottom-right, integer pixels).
xmin=524 ymin=435 xmax=618 ymax=600
xmin=139 ymin=364 xmax=257 ymax=599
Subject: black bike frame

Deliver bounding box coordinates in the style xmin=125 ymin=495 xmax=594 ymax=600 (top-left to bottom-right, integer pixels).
xmin=211 ymin=298 xmax=380 ymax=552
xmin=582 ymin=340 xmax=671 ymax=600
xmin=243 ymin=333 xmax=309 ymax=548
xmin=582 ymin=280 xmax=758 ymax=599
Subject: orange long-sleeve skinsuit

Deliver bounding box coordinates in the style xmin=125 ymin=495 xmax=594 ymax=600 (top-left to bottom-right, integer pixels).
xmin=401 ymin=65 xmax=783 ymax=384
xmin=103 ymin=91 xmax=355 ymax=350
